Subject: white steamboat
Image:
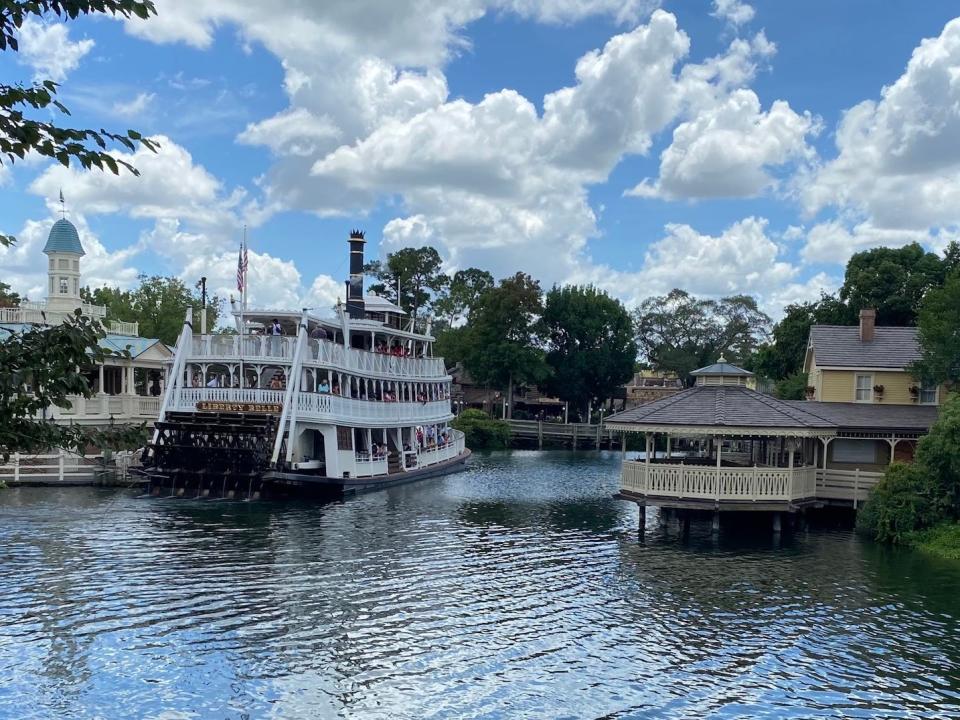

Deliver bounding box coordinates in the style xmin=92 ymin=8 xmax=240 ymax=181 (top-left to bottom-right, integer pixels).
xmin=142 ymin=230 xmax=469 ymax=498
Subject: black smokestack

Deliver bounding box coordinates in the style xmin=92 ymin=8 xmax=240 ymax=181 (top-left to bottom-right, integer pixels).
xmin=346 ymin=229 xmax=365 ymax=320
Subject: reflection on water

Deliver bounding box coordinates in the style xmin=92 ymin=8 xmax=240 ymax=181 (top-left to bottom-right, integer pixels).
xmin=1 ymin=451 xmax=959 ymax=719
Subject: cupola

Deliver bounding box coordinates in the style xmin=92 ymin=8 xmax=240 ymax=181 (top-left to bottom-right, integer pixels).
xmin=690 ymin=355 xmax=754 ymax=387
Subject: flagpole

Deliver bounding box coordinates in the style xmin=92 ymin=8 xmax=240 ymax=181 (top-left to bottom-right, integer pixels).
xmin=239 ymin=226 xmax=247 ymax=389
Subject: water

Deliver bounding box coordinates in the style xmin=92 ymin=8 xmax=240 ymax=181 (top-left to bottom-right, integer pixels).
xmin=2 ymin=451 xmax=960 ymax=720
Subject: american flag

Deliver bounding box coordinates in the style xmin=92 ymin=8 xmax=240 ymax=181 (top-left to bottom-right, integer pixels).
xmin=236 ymin=243 xmax=248 ymax=292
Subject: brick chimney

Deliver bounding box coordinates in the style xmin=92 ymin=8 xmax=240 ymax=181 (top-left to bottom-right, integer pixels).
xmin=859 ymin=308 xmax=876 ymax=342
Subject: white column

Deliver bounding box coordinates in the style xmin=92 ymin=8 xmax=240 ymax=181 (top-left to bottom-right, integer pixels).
xmin=98 ymin=364 xmax=105 ymax=395
xmin=715 ymin=435 xmax=723 ymax=500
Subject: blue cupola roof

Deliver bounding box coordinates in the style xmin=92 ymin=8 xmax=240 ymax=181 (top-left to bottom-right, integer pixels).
xmin=43 ymin=218 xmax=84 ymax=256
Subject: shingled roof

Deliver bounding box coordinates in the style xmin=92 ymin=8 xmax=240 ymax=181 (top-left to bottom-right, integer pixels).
xmin=606 ymin=385 xmax=938 ymax=435
xmin=809 ymin=325 xmax=921 ymax=369
xmin=606 ymin=385 xmax=835 ymax=432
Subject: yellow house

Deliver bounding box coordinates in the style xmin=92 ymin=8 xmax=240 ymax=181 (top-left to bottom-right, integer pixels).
xmin=803 ymin=309 xmax=945 ymax=406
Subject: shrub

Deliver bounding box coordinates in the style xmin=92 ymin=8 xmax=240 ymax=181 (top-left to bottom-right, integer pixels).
xmin=452 ymin=409 xmax=511 ymax=450
xmin=860 ymin=392 xmax=960 ymax=545
xmin=857 ymin=463 xmax=931 ymax=543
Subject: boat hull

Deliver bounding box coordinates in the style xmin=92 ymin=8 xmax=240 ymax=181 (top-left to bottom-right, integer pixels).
xmin=263 ymin=449 xmax=472 ymax=497
xmin=136 ymin=450 xmax=472 ymax=500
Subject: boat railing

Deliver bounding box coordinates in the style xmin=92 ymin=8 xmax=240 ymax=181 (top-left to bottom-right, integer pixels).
xmin=171 ymin=387 xmax=452 ymax=424
xmin=416 ymin=429 xmax=466 ymax=468
xmin=187 ymin=335 xmax=447 ymax=378
xmin=354 ymin=454 xmax=389 ymax=477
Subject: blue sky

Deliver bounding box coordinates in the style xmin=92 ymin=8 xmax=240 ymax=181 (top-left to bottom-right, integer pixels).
xmin=2 ymin=0 xmax=960 ymax=318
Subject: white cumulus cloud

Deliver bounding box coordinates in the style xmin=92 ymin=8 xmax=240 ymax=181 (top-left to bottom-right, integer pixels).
xmin=17 ymin=18 xmax=94 ymax=82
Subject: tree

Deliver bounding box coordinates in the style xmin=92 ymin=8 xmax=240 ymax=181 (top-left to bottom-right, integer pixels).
xmin=540 ymin=285 xmax=636 ymax=418
xmin=0 ymin=1 xmax=158 ymax=247
xmin=751 ymin=293 xmax=853 ymax=381
xmin=365 ymin=246 xmax=448 ymax=322
xmin=461 ymin=273 xmax=548 ymax=418
xmin=82 ymin=275 xmax=222 ymax=346
xmin=1 ymin=311 xmax=103 ymax=458
xmin=911 ymin=270 xmax=960 ymax=386
xmin=839 ymin=243 xmax=946 ymax=326
xmin=0 ymin=279 xmax=20 ymax=307
xmin=633 ymin=290 xmax=771 ymax=385
xmin=434 ymin=268 xmax=494 ymax=326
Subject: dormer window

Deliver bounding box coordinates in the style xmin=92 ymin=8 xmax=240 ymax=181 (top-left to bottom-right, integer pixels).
xmin=854 ymin=374 xmax=872 ymax=402
xmin=920 ymin=382 xmax=938 ymax=405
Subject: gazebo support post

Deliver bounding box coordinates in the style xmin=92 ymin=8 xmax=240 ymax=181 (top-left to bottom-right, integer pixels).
xmin=638 ymin=503 xmax=646 ymax=540
xmin=712 ymin=510 xmax=720 ymax=535
xmin=772 ymin=512 xmax=782 ymax=535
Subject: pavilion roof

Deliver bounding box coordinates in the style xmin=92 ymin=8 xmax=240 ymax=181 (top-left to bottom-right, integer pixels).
xmin=605 ymin=385 xmax=938 ymax=436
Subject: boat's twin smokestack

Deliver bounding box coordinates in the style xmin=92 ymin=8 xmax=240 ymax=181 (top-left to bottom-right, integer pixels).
xmin=346 ymin=229 xmax=365 ymax=320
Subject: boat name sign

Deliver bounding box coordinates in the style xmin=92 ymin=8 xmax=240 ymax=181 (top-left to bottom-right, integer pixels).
xmin=196 ymin=401 xmax=283 ymax=414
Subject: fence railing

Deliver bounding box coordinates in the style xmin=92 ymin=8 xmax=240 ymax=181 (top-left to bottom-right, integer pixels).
xmin=621 ymin=460 xmax=818 ymax=502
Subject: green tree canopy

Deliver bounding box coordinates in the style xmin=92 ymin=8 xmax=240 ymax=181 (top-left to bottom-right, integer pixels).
xmin=751 ymin=293 xmax=853 ymax=381
xmin=365 ymin=246 xmax=448 ymax=322
xmin=0 ymin=279 xmax=21 ymax=307
xmin=839 ymin=243 xmax=947 ymax=326
xmin=633 ymin=290 xmax=771 ymax=385
xmin=82 ymin=275 xmax=222 ymax=345
xmin=911 ymin=269 xmax=960 ymax=386
xmin=461 ymin=272 xmax=547 ymax=417
xmin=540 ymin=285 xmax=636 ymax=417
xmin=433 ymin=268 xmax=494 ymax=326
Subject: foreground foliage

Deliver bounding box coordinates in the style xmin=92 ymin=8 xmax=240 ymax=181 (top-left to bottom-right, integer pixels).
xmin=0 ymin=311 xmax=145 ymax=459
xmin=903 ymin=523 xmax=960 ymax=561
xmin=858 ymin=393 xmax=960 ymax=544
xmin=451 ymin=409 xmax=510 ymax=450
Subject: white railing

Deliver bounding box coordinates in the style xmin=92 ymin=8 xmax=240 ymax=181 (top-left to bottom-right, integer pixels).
xmin=816 ymin=468 xmax=883 ymax=505
xmin=621 ymin=461 xmax=817 ymax=502
xmin=415 ymin=429 xmax=466 ymax=468
xmin=108 ymin=320 xmax=139 ymax=336
xmin=186 ymin=335 xmax=447 ymax=379
xmin=54 ymin=394 xmax=161 ymax=421
xmin=0 ymin=302 xmax=107 ymax=325
xmin=0 ymin=450 xmax=99 ymax=484
xmin=354 ymin=455 xmax=389 ymax=477
xmin=169 ymin=387 xmax=453 ymax=425
xmin=176 ymin=387 xmax=286 ymax=406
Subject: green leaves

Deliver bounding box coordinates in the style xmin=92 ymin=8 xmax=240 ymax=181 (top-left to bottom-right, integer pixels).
xmin=540 ymin=285 xmax=636 ymax=418
xmin=912 ymin=271 xmax=960 ymax=386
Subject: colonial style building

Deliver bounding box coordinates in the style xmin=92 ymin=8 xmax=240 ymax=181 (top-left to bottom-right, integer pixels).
xmin=0 ymin=215 xmax=172 ymax=427
xmin=804 ymin=308 xmax=946 ymax=406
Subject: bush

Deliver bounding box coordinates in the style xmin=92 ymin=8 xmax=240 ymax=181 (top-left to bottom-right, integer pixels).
xmin=860 ymin=392 xmax=960 ymax=545
xmin=904 ymin=523 xmax=960 ymax=561
xmin=452 ymin=409 xmax=511 ymax=450
xmin=857 ymin=463 xmax=931 ymax=543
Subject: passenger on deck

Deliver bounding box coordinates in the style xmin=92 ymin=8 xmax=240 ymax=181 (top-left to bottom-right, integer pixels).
xmin=331 ymin=383 xmax=341 ymax=395
xmin=310 ymin=325 xmax=328 ymax=340
xmin=318 ymin=379 xmax=330 ymax=393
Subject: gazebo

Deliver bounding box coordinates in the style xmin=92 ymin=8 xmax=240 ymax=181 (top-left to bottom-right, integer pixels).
xmin=608 ymin=356 xmax=941 ymax=535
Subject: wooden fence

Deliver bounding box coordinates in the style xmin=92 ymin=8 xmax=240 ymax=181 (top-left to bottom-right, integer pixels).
xmin=506 ymin=420 xmax=621 ymax=448
xmin=0 ymin=450 xmax=140 ymax=486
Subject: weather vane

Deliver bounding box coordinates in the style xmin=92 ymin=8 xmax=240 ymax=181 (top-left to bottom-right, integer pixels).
xmin=58 ymin=188 xmax=66 ymax=219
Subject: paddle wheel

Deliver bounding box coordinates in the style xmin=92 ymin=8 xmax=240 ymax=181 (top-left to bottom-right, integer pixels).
xmin=140 ymin=411 xmax=279 ymax=499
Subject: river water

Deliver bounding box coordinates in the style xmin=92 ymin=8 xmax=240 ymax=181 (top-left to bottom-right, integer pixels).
xmin=1 ymin=451 xmax=959 ymax=719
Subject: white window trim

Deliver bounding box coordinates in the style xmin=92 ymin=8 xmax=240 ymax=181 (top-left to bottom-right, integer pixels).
xmin=919 ymin=382 xmax=939 ymax=406
xmin=854 ymin=373 xmax=874 ymax=403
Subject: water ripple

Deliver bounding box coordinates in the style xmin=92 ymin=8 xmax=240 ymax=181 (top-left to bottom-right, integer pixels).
xmin=1 ymin=451 xmax=960 ymax=719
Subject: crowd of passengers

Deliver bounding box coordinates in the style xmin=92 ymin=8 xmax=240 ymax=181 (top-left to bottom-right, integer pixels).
xmin=191 ymin=370 xmax=449 ymax=403
xmin=364 ymin=427 xmax=454 ymax=461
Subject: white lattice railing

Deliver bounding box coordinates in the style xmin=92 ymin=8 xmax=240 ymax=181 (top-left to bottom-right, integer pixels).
xmin=621 ymin=461 xmax=818 ymax=502
xmin=53 ymin=394 xmax=161 ymax=421
xmin=414 ymin=430 xmax=466 ymax=469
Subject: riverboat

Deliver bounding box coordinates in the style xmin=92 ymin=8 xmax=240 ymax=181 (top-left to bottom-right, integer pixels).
xmin=138 ymin=230 xmax=469 ymax=499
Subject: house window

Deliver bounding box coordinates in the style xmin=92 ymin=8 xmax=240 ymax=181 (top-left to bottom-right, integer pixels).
xmin=73 ymin=260 xmax=79 ymax=271
xmin=72 ymin=278 xmax=78 ymax=295
xmin=59 ymin=277 xmax=68 ymax=294
xmin=58 ymin=258 xmax=68 ymax=269
xmin=920 ymin=382 xmax=938 ymax=405
xmin=832 ymin=439 xmax=878 ymax=464
xmin=855 ymin=374 xmax=872 ymax=402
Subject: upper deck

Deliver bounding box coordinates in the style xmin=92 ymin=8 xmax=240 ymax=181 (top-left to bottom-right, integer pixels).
xmin=186 ymin=334 xmax=449 ymax=380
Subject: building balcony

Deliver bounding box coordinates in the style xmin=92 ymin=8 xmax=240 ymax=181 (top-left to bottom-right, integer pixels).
xmin=52 ymin=394 xmax=161 ymax=424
